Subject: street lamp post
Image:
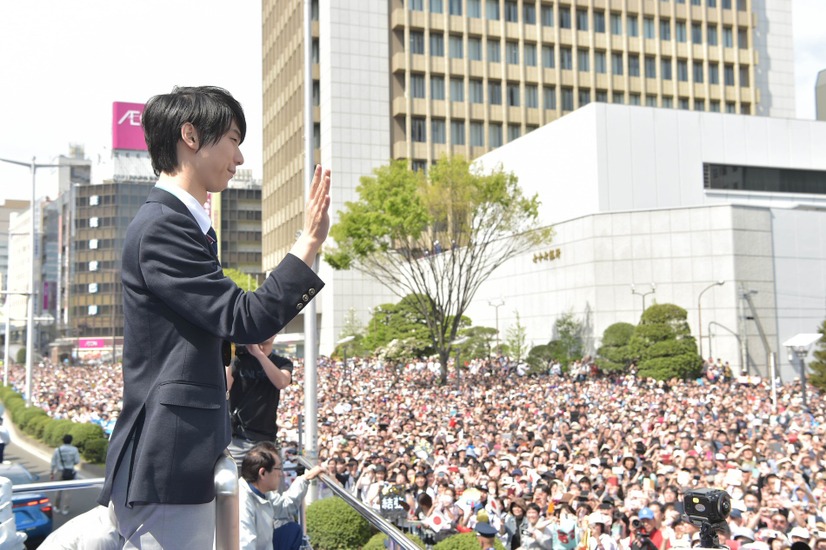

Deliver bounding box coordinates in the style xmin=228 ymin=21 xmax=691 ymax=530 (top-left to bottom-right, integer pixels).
xmin=488 ymin=299 xmax=505 ymax=356
xmin=630 ymin=283 xmax=656 ymax=316
xmin=697 ymin=280 xmax=725 ymax=359
xmin=783 ymin=333 xmax=821 ymax=410
xmin=336 ymin=335 xmax=355 ymax=377
xmin=0 ymin=156 xmax=61 ymax=405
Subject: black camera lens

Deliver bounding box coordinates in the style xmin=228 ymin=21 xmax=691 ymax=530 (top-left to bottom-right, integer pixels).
xmin=631 ymin=519 xmax=641 ymax=529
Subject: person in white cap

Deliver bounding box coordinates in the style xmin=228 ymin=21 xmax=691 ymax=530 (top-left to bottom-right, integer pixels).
xmin=588 ymin=512 xmax=618 ymax=550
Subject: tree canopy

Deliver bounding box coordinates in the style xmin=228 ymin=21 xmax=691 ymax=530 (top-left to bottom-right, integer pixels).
xmin=597 ymin=322 xmax=635 ymax=371
xmin=627 ymin=304 xmax=703 ymax=380
xmin=325 ymin=156 xmax=551 ymax=383
xmin=807 ymin=320 xmax=826 ymax=391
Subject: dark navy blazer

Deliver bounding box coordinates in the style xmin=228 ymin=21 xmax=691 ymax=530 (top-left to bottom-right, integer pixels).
xmin=98 ymin=187 xmax=323 ymax=506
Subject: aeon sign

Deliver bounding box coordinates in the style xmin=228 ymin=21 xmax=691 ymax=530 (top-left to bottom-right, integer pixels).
xmin=112 ymin=102 xmax=147 ymax=151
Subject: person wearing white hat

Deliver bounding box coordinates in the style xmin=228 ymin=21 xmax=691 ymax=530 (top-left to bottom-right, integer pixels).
xmin=588 ymin=512 xmax=618 ymax=550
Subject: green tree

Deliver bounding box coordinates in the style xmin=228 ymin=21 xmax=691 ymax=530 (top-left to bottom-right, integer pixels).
xmin=333 ymin=307 xmax=368 ymax=359
xmin=627 ymin=304 xmax=703 ymax=380
xmin=223 ymin=267 xmax=258 ymax=291
xmin=362 ymin=295 xmax=435 ymax=357
xmin=597 ymin=322 xmax=635 ymax=371
xmin=808 ymin=320 xmax=826 ymax=391
xmin=554 ymin=311 xmax=584 ymax=363
xmin=505 ymin=311 xmax=528 ymax=362
xmin=325 ymin=156 xmax=551 ymax=383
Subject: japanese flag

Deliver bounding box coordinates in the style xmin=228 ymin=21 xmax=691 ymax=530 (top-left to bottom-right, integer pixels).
xmin=424 ymin=511 xmax=449 ymax=532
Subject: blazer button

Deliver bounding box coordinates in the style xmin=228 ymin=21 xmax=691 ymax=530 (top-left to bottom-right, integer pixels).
xmin=308 ymin=288 xmax=316 ymax=296
xmin=296 ymin=303 xmax=303 ymax=310
xmin=302 ymin=294 xmax=310 ymax=302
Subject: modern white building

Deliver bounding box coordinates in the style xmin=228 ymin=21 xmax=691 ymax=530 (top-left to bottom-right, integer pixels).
xmin=469 ymin=102 xmax=826 ymax=379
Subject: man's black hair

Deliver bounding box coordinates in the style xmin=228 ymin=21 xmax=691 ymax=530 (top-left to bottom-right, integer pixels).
xmin=63 ymin=434 xmax=73 ymax=444
xmin=142 ymin=86 xmax=246 ymax=176
xmin=240 ymin=441 xmax=279 ymax=483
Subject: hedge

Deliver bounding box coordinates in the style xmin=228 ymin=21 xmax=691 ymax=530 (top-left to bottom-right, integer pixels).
xmin=433 ymin=532 xmax=507 ymax=550
xmin=305 ymin=496 xmax=375 ymax=550
xmin=363 ymin=532 xmax=425 ymax=550
xmin=0 ymin=385 xmax=108 ymax=463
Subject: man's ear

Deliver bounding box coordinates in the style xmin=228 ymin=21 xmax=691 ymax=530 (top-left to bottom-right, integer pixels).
xmin=181 ymin=122 xmax=199 ymax=150
xmin=258 ymin=467 xmax=267 ymax=480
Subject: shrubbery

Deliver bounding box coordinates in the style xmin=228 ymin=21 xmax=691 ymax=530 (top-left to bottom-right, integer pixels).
xmin=0 ymin=385 xmax=108 ymax=463
xmin=434 ymin=532 xmax=506 ymax=550
xmin=305 ymin=496 xmax=375 ymax=550
xmin=363 ymin=532 xmax=425 ymax=550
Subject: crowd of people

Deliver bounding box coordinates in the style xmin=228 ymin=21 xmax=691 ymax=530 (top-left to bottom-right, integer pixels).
xmin=6 ymin=354 xmax=826 ymax=549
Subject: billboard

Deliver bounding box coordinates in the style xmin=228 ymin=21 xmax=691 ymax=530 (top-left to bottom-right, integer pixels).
xmin=112 ymin=102 xmax=147 ymax=151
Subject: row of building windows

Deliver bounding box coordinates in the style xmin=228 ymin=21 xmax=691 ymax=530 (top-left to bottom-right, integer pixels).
xmin=409 ymin=0 xmax=747 ymax=19
xmin=408 ymin=96 xmax=750 ymax=144
xmin=410 ymin=22 xmax=748 ymax=59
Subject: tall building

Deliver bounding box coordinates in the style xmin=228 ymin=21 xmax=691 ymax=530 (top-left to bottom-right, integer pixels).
xmin=215 ymin=169 xmax=265 ymax=285
xmin=817 ymin=69 xmax=826 ymax=121
xmin=261 ymin=0 xmax=795 ymax=353
xmin=0 ymin=199 xmax=30 ymax=288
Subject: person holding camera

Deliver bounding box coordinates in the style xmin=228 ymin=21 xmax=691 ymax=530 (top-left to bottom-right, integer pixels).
xmin=628 ymin=508 xmax=664 ymax=550
xmin=226 ymin=335 xmax=294 ymax=469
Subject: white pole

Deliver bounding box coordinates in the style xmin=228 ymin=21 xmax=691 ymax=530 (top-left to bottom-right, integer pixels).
xmin=25 ymin=158 xmax=36 ymax=405
xmin=303 ymin=0 xmax=319 ymax=504
xmin=3 ymin=292 xmax=10 ymax=387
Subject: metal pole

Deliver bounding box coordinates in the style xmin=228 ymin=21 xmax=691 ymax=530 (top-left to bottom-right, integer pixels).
xmin=302 ymin=0 xmax=319 ymax=504
xmin=799 ymin=354 xmax=808 ymax=409
xmin=769 ymin=352 xmax=777 ymax=413
xmin=25 ymin=158 xmax=36 ymax=405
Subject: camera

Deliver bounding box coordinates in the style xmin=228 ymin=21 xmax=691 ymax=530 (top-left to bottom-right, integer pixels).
xmin=683 ymin=488 xmax=731 ymax=526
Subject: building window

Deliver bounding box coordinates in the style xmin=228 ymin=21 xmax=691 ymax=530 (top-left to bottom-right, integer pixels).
xmin=523 ymin=3 xmax=536 ymax=24
xmin=629 ymin=93 xmax=641 ymax=105
xmin=449 ymin=35 xmax=463 ymax=58
xmin=449 ymin=0 xmax=462 ymax=15
xmin=709 ymin=65 xmax=719 ymax=84
xmin=611 ymin=13 xmax=622 ymax=35
xmin=594 ymin=51 xmax=606 ymax=74
xmin=739 ymin=66 xmax=749 ymax=87
xmin=629 ymin=55 xmax=640 ymax=77
xmin=710 ymin=100 xmax=720 ymax=112
xmin=410 ymin=31 xmax=425 ymax=54
xmin=692 ymin=23 xmax=703 ymax=44
xmin=726 ymin=102 xmax=736 ymax=113
xmin=411 ymin=159 xmax=427 ymax=172
xmin=738 ymin=27 xmax=748 ymax=48
xmin=89 ymin=261 xmax=99 ymax=272
xmin=469 ymin=79 xmax=484 ymax=103
xmin=431 ymin=76 xmax=445 ymax=99
xmin=722 ymin=0 xmax=731 ymax=8
xmin=741 ymin=103 xmax=751 ymax=114
xmin=430 ymin=33 xmax=444 ymax=56
xmin=487 ymin=40 xmax=500 ymax=62
xmin=660 ymin=19 xmax=671 ymax=40
xmin=467 ymin=0 xmax=481 ymax=17
xmin=541 ymin=5 xmax=553 ymax=26
xmin=468 ymin=37 xmax=482 ymax=60
xmin=89 ymin=239 xmax=99 ymax=249
xmin=89 ymin=217 xmax=99 ymax=228
xmin=679 ymin=97 xmax=690 ymax=110
xmin=313 ymin=123 xmax=320 ymax=149
xmin=89 ymin=195 xmax=99 ymax=206
xmin=645 ymin=56 xmax=656 ymax=78
xmin=525 ymin=85 xmax=538 ymax=108
xmin=543 ymin=86 xmax=556 ymax=109
xmin=88 ymin=305 xmax=98 ymax=316
xmin=577 ymin=49 xmax=589 ymax=72
xmin=704 ymin=163 xmax=826 ymax=194
xmin=708 ymin=26 xmax=718 ymax=46
xmin=561 ymin=47 xmax=573 ymax=70
xmin=579 ymin=89 xmax=591 ymax=107
xmin=594 ymin=11 xmax=605 ymax=33
xmin=507 ymin=124 xmax=521 ymax=141
xmin=643 ymin=17 xmax=655 ymax=39
xmin=451 ymin=120 xmax=465 ymax=145
xmin=661 ymin=58 xmax=672 ymax=80
xmin=524 ymin=43 xmax=537 ymax=66
xmin=410 ymin=74 xmax=425 ymax=98
xmin=612 ymin=91 xmax=624 ymax=104
xmin=677 ymin=60 xmax=688 ymax=82
xmin=312 ymin=81 xmax=320 ymax=106
xmin=489 ymin=81 xmax=502 ymax=104
xmin=662 ymin=97 xmax=673 ymax=108
xmin=611 ymin=52 xmax=623 ymax=75
xmin=724 ymin=64 xmax=734 ymax=85
xmin=88 ymin=283 xmax=98 ymax=294
xmin=470 ymin=122 xmax=485 ymax=146
xmin=312 ymin=39 xmax=319 ymax=63
xmin=506 ymin=41 xmax=520 ymax=64
xmin=576 ymin=9 xmax=588 ymax=31
xmin=562 ymin=88 xmax=574 ymax=110
xmin=489 ymin=123 xmax=503 ymax=147
xmin=646 ymin=95 xmax=657 ymax=107
xmin=676 ymin=21 xmax=687 ymax=42
xmin=693 ymin=61 xmax=704 ymax=83
xmin=432 ymin=119 xmax=446 ymax=143
xmin=486 ymin=0 xmax=499 ymax=20
xmin=592 ymin=91 xmax=605 ymax=103
xmin=410 ymin=0 xmax=424 ymax=10
xmin=542 ymin=45 xmax=555 ymax=68
xmin=694 ymin=100 xmax=705 ymax=111
xmin=505 ymin=0 xmax=518 ymax=22
xmin=709 ymin=0 xmax=717 ymax=7
xmin=559 ymin=6 xmax=571 ymax=28
xmin=431 ymin=0 xmax=443 ymax=13
xmin=412 ymin=117 xmax=427 ymax=142
xmin=507 ymin=83 xmax=520 ymax=107
xmin=450 ymin=78 xmax=465 ymax=101
xmin=627 ymin=16 xmax=638 ymax=37
xmin=723 ymin=26 xmax=733 ymax=47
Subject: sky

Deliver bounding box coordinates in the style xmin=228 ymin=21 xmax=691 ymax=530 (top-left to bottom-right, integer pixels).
xmin=1 ymin=0 xmax=825 ymax=204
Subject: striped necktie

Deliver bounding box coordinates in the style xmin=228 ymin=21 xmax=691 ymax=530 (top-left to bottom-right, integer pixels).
xmin=206 ymin=227 xmax=218 ymax=256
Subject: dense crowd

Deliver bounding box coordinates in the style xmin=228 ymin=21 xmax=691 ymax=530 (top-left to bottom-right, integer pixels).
xmin=6 ymin=355 xmax=826 ymax=550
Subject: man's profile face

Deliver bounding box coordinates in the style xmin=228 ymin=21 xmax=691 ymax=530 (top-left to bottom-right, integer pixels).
xmin=193 ymin=120 xmax=244 ymax=195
